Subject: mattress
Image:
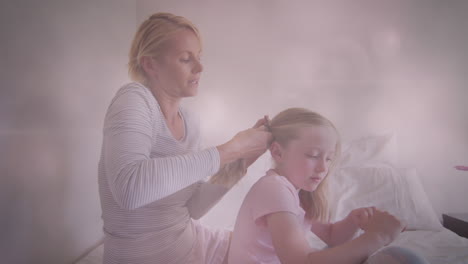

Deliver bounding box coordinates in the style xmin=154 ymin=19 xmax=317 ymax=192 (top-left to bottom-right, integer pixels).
xmin=306 ymin=228 xmax=468 ymax=264
xmin=77 ymin=228 xmax=468 ymax=264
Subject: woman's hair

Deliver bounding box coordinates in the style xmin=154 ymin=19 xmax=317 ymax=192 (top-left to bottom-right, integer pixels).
xmin=269 ymin=108 xmax=341 ymax=222
xmin=128 ymin=12 xmax=201 ymax=84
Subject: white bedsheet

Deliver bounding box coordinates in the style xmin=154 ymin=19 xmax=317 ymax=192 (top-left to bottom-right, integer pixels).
xmin=77 ymin=228 xmax=468 ymax=263
xmin=307 ymin=228 xmax=468 ymax=264
xmin=391 ymin=229 xmax=468 ymax=264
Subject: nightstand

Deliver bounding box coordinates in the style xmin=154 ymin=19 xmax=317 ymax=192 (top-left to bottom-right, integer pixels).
xmin=442 ymin=213 xmax=468 ymax=238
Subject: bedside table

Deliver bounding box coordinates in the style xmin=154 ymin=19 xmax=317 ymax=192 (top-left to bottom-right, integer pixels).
xmin=442 ymin=213 xmax=468 ymax=238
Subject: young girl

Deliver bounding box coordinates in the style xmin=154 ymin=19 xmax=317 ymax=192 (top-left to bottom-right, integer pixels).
xmin=228 ymin=108 xmax=428 ymax=264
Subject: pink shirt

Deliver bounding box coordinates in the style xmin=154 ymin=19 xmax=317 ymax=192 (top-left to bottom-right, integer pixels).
xmin=228 ymin=169 xmax=311 ymax=264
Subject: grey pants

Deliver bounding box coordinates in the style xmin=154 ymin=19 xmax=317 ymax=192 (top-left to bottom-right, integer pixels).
xmin=364 ymin=246 xmax=429 ymax=264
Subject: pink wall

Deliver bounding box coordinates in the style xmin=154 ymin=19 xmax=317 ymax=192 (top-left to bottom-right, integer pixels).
xmin=0 ymin=1 xmax=135 ymax=263
xmin=1 ymin=1 xmax=467 ymax=263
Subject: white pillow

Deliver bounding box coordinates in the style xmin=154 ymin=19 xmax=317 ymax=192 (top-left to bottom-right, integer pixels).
xmin=329 ymin=166 xmax=442 ymax=231
xmin=340 ymin=134 xmax=398 ymax=168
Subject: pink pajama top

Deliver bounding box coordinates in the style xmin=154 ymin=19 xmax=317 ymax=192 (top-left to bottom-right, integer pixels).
xmin=228 ymin=169 xmax=312 ymax=264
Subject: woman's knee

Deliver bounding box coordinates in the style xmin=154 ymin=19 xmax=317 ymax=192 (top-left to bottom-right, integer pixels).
xmin=364 ymin=246 xmax=429 ymax=264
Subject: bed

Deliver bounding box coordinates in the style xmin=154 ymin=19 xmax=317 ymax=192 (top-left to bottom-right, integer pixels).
xmin=76 ymin=134 xmax=468 ymax=264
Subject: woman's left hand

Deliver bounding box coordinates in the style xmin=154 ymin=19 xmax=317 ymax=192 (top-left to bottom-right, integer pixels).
xmin=347 ymin=206 xmax=376 ymax=231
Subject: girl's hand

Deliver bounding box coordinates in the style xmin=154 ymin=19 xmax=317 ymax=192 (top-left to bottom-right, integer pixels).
xmin=347 ymin=207 xmax=376 ymax=231
xmin=364 ymin=209 xmax=404 ymax=246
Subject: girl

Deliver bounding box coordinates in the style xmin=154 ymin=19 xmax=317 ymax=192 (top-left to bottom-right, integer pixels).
xmin=228 ymin=108 xmax=428 ymax=264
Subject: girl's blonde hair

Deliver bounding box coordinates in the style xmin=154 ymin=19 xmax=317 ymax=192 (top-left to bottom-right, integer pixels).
xmin=128 ymin=12 xmax=201 ymax=84
xmin=269 ymin=108 xmax=341 ymax=222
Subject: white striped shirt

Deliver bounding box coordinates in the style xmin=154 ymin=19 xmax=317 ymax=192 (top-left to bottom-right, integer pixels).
xmin=98 ymin=82 xmax=228 ymax=264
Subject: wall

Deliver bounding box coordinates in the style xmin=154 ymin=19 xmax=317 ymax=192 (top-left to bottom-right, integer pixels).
xmin=0 ymin=1 xmax=135 ymax=263
xmin=136 ymin=0 xmax=468 ymax=229
xmin=1 ymin=1 xmax=467 ymax=263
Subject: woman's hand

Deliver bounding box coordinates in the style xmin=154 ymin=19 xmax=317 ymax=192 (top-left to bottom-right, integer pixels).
xmin=244 ymin=115 xmax=273 ymax=167
xmin=252 ymin=115 xmax=270 ymax=129
xmin=217 ymin=116 xmax=272 ymax=167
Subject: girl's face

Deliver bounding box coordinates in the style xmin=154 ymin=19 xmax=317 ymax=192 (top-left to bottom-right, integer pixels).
xmin=271 ymin=125 xmax=337 ymax=192
xmin=151 ymin=29 xmax=203 ymax=98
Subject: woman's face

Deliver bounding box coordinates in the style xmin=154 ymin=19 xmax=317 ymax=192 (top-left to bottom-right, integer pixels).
xmin=274 ymin=125 xmax=337 ymax=192
xmin=152 ymin=29 xmax=203 ymax=98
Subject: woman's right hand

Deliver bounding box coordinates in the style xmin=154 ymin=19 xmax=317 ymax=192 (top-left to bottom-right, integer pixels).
xmin=363 ymin=209 xmax=404 ymax=246
xmin=217 ymin=117 xmax=272 ymax=167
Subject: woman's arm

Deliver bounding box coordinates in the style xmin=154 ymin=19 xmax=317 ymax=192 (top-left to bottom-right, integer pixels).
xmin=104 ymin=87 xmax=270 ymax=211
xmin=266 ymin=210 xmax=400 ymax=264
xmin=186 ymin=118 xmax=271 ymax=219
xmin=186 ymin=159 xmax=245 ymax=219
xmin=103 ymin=87 xmax=221 ymax=210
xmin=187 ymin=154 xmax=254 ymax=219
xmin=185 ymin=181 xmax=229 ymax=220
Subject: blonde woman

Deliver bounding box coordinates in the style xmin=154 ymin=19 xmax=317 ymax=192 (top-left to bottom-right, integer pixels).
xmin=98 ymin=13 xmax=271 ymax=264
xmin=228 ymin=108 xmax=429 ymax=264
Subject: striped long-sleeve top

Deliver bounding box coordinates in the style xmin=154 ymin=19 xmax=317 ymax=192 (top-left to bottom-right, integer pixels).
xmin=98 ymin=82 xmax=230 ymax=264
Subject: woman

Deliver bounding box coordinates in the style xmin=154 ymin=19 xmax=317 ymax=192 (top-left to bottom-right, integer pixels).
xmin=98 ymin=12 xmax=271 ymax=264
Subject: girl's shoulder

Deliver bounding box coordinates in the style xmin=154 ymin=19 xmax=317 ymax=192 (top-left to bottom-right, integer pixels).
xmin=256 ymin=169 xmax=296 ymax=188
xmin=249 ymin=170 xmax=298 ymax=199
xmin=245 ymin=170 xmax=303 ymax=222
